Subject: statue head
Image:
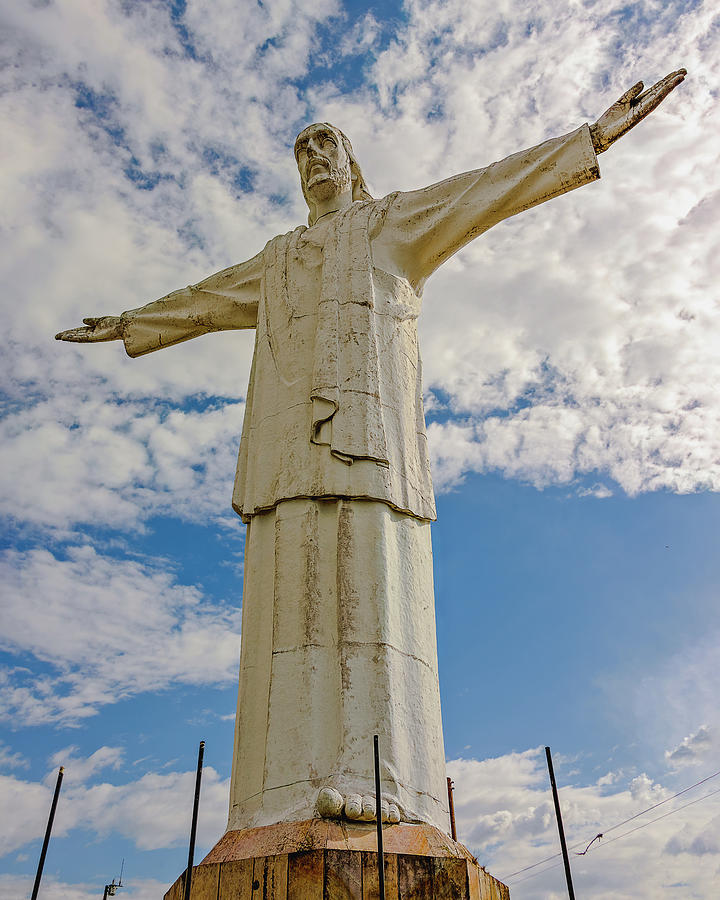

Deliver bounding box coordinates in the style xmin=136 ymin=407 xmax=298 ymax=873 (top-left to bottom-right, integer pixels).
xmin=294 ymin=123 xmax=373 ymax=225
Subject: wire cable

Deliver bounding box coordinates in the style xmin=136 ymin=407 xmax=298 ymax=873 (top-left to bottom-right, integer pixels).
xmin=597 ymin=767 xmax=720 ymax=837
xmin=500 ymin=766 xmax=720 ymax=881
xmin=504 ymin=783 xmax=720 ymax=886
xmin=501 ymin=848 xmax=563 ymax=881
xmin=509 ymin=858 xmax=565 ymax=886
xmin=596 ymin=784 xmax=720 ymax=850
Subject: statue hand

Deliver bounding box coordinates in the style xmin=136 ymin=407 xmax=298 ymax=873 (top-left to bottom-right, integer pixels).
xmin=55 ymin=316 xmax=124 ymax=343
xmin=590 ymin=68 xmax=687 ymax=154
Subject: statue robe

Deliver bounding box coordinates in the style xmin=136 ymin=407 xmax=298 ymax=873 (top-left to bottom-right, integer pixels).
xmin=120 ymin=125 xmax=599 ymax=831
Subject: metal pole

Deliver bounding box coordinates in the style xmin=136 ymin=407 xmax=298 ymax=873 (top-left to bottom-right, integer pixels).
xmin=31 ymin=766 xmax=64 ymax=900
xmin=545 ymin=746 xmax=576 ymax=900
xmin=373 ymin=735 xmax=386 ymax=900
xmin=183 ymin=740 xmax=205 ymax=900
xmin=447 ymin=777 xmax=457 ymax=841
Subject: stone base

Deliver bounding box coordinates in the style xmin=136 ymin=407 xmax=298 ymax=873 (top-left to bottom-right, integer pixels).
xmin=164 ymin=820 xmax=509 ymax=899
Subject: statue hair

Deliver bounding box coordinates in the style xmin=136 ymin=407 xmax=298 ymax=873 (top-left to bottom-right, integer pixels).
xmin=298 ymin=123 xmax=374 ymax=226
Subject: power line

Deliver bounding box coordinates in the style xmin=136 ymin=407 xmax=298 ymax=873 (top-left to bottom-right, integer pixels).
xmin=502 ymin=848 xmax=562 ymax=881
xmin=573 ymin=766 xmax=720 ymax=858
xmin=510 ymin=858 xmax=564 ymax=886
xmin=501 ymin=766 xmax=720 ymax=882
xmin=597 ymin=767 xmax=720 ymax=837
xmin=597 ymin=785 xmax=720 ymax=850
xmin=504 ymin=782 xmax=720 ymax=886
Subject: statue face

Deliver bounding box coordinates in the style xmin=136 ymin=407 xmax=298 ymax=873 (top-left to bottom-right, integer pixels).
xmin=295 ymin=124 xmax=352 ymax=202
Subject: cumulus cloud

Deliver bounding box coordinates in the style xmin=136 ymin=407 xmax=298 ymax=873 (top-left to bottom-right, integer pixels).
xmin=0 ymin=875 xmax=99 ymax=900
xmin=629 ymin=632 xmax=720 ymax=774
xmin=324 ymin=0 xmax=720 ymax=499
xmin=0 ymin=874 xmax=171 ymax=900
xmin=0 ymin=745 xmax=228 ymax=856
xmin=448 ymin=748 xmax=720 ymax=899
xmin=664 ymin=812 xmax=720 ymax=857
xmin=0 ymin=1 xmax=718 ymax=895
xmin=0 ymin=772 xmax=58 ymax=860
xmin=0 ymin=742 xmax=28 ymax=772
xmin=10 ymin=744 xmax=718 ymax=898
xmin=2 ymin=0 xmax=718 ymax=545
xmin=0 ymin=545 xmax=241 ymax=724
xmin=665 ymin=725 xmax=713 ymax=768
xmin=0 ymin=395 xmax=247 ymax=531
xmin=339 ymin=12 xmax=383 ymax=56
xmin=47 ymin=745 xmax=124 ymax=785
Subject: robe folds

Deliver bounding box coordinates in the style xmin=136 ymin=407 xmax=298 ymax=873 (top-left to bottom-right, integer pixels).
xmin=230 ymin=498 xmax=446 ymax=829
xmin=119 ymin=125 xmax=600 ymax=831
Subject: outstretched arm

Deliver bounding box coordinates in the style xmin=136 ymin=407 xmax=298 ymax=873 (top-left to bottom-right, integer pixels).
xmin=590 ymin=69 xmax=686 ymax=153
xmin=56 ymin=316 xmax=123 ymax=343
xmin=55 ymin=248 xmax=264 ymax=357
xmin=379 ymin=124 xmax=601 ymax=290
xmin=378 ymin=68 xmax=686 ymax=289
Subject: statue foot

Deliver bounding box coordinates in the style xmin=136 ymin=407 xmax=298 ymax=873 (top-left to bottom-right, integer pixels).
xmin=316 ymin=787 xmax=401 ymax=823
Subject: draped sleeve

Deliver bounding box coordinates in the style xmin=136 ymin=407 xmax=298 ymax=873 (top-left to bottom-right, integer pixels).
xmin=375 ymin=124 xmax=600 ymax=291
xmin=120 ymin=249 xmax=264 ymax=357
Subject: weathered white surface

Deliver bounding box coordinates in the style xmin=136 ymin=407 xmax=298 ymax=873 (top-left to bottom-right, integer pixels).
xmin=227 ymin=498 xmax=448 ymax=829
xmin=112 ymin=123 xmax=601 ymax=832
xmin=64 ymin=123 xmax=602 ymax=831
xmin=53 ymin=74 xmax=688 ymax=836
xmin=119 ymin=125 xmax=600 ymax=529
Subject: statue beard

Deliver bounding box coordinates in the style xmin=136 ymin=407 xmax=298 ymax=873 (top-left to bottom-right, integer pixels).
xmin=305 ymin=162 xmax=352 ymax=202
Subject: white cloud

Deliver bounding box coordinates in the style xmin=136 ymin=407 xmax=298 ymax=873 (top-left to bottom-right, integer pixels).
xmin=1 ymin=0 xmax=718 ymax=548
xmin=56 ymin=764 xmax=228 ymax=853
xmin=665 ymin=725 xmax=713 ymax=769
xmin=4 ymin=744 xmax=715 ymax=895
xmin=628 ymin=633 xmax=720 ymax=775
xmin=0 ymin=742 xmax=28 ymax=771
xmin=0 ymin=873 xmax=176 ymax=900
xmin=0 ymin=756 xmax=228 ymax=859
xmin=340 ymin=12 xmax=383 ymax=56
xmin=664 ymin=811 xmax=720 ymax=857
xmin=312 ymin=0 xmax=720 ymax=498
xmin=47 ymin=745 xmax=124 ymax=785
xmin=0 ymin=873 xmax=192 ymax=900
xmin=0 ymin=773 xmax=56 ymax=861
xmin=0 ymin=875 xmax=97 ymax=900
xmin=0 ymin=1 xmax=718 ymax=891
xmin=0 ymin=545 xmax=241 ymax=724
xmin=0 ymin=396 xmax=247 ymax=531
xmin=448 ymin=748 xmax=720 ymax=899
xmin=0 ymin=738 xmax=229 ymax=858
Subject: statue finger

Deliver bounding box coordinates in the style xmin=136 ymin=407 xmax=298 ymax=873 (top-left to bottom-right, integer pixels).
xmin=618 ymin=81 xmax=644 ymax=105
xmin=55 ymin=327 xmax=91 ymax=342
xmin=83 ymin=317 xmax=98 ymax=326
xmin=637 ymin=70 xmax=687 ymax=105
xmin=633 ymin=73 xmax=685 ymax=119
xmin=666 ymin=70 xmax=687 ymax=91
xmin=657 ymin=68 xmax=687 ymax=87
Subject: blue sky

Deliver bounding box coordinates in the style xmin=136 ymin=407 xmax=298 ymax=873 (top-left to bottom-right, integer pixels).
xmin=1 ymin=0 xmax=719 ymax=897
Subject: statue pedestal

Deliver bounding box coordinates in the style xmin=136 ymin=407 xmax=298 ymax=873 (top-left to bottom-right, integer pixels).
xmin=164 ymin=820 xmax=509 ymax=899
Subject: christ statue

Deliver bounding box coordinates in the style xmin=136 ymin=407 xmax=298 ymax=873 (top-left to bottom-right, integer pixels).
xmin=57 ymin=71 xmax=686 ymax=835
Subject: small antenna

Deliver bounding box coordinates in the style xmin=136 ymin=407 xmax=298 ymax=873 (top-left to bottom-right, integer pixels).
xmin=102 ymin=861 xmax=125 ymax=899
